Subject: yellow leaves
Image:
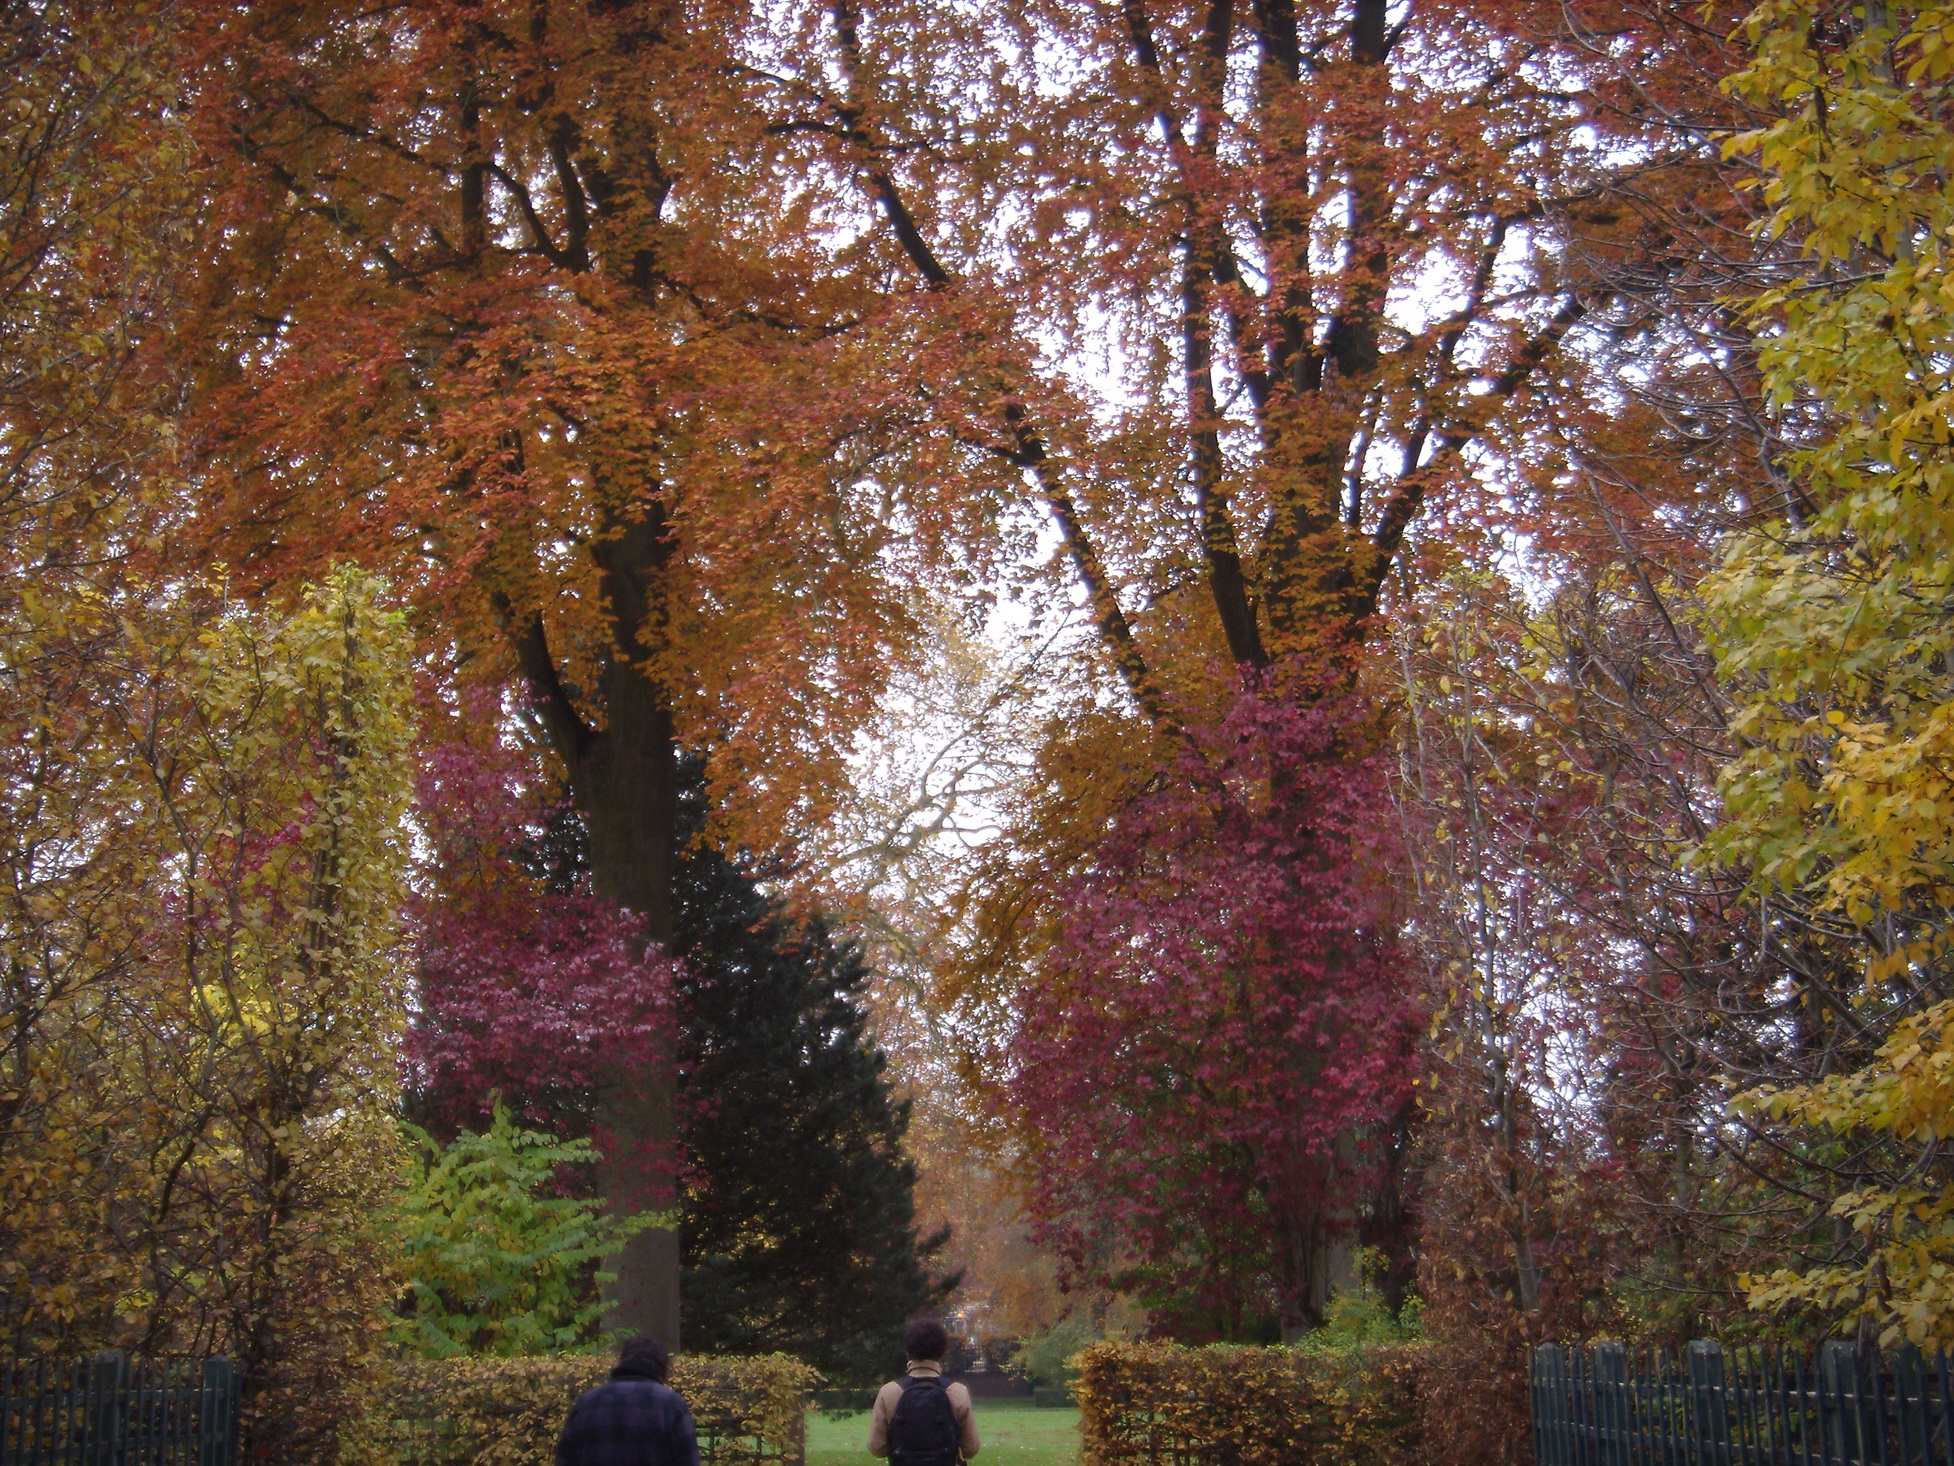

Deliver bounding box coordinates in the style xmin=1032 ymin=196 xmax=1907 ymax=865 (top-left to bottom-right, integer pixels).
xmin=0 ymin=566 xmax=416 ymax=1452
xmin=1705 ymin=0 xmax=1954 ymax=963
xmin=1712 ymin=0 xmax=1954 ymax=1350
xmin=1740 ymin=1000 xmax=1954 ymax=1343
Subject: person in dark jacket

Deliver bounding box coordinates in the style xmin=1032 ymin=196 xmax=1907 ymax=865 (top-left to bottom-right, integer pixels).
xmin=556 ymin=1335 xmax=699 ymax=1466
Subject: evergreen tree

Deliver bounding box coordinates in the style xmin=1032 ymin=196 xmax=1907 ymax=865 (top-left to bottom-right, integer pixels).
xmin=672 ymin=765 xmax=952 ymax=1384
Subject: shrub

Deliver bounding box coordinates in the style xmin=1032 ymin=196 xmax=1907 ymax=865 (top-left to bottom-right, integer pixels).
xmin=373 ymin=1353 xmax=821 ymax=1465
xmin=1073 ymin=1340 xmax=1424 ymax=1466
xmin=1007 ymin=1319 xmax=1099 ymax=1390
xmin=391 ymin=1107 xmax=657 ymax=1359
xmin=1315 ymin=1257 xmax=1424 ymax=1348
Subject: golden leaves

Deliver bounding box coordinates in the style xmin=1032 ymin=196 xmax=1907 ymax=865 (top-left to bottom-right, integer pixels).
xmin=1073 ymin=1340 xmax=1424 ymax=1466
xmin=0 ymin=571 xmax=417 ymax=1458
xmin=370 ymin=1353 xmax=821 ymax=1466
xmin=1715 ymin=0 xmax=1954 ymax=1348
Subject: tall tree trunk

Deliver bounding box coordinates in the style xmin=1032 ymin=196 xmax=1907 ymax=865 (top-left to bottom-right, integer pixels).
xmin=509 ymin=509 xmax=683 ymax=1347
xmin=574 ymin=686 xmax=682 ymax=1348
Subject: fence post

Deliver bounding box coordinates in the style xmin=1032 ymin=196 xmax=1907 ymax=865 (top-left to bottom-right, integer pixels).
xmin=1819 ymin=1340 xmax=1864 ymax=1465
xmin=1890 ymin=1345 xmax=1926 ymax=1465
xmin=199 ymin=1358 xmax=239 ymax=1466
xmin=1594 ymin=1343 xmax=1630 ymax=1466
xmin=1537 ymin=1344 xmax=1567 ymax=1466
xmin=86 ymin=1350 xmax=127 ymax=1466
xmin=1568 ymin=1345 xmax=1589 ymax=1466
xmin=1561 ymin=1343 xmax=1583 ymax=1466
xmin=1690 ymin=1341 xmax=1733 ymax=1466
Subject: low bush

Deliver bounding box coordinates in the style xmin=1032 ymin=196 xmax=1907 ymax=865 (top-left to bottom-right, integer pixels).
xmin=1008 ymin=1319 xmax=1100 ymax=1390
xmin=812 ymin=1385 xmax=879 ymax=1417
xmin=1073 ymin=1340 xmax=1424 ymax=1466
xmin=372 ymin=1353 xmax=821 ymax=1465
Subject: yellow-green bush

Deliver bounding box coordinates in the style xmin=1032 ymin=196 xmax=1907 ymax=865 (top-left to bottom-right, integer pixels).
xmin=1073 ymin=1341 xmax=1425 ymax=1466
xmin=371 ymin=1353 xmax=821 ymax=1466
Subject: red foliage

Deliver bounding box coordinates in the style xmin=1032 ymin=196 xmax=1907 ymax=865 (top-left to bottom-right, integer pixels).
xmin=1010 ymin=672 xmax=1420 ymax=1340
xmin=407 ymin=701 xmax=676 ymax=1190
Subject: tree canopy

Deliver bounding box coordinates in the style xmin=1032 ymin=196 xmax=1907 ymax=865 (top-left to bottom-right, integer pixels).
xmin=11 ymin=4 xmax=1954 ymax=1460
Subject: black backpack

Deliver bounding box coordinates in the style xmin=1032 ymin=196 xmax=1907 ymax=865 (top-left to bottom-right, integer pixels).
xmin=889 ymin=1375 xmax=961 ymax=1466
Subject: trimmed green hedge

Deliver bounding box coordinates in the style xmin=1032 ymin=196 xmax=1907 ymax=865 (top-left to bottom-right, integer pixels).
xmin=1073 ymin=1341 xmax=1424 ymax=1466
xmin=369 ymin=1353 xmax=821 ymax=1465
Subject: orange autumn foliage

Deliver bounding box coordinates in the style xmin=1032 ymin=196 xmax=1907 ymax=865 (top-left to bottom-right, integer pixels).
xmin=169 ymin=0 xmax=1020 ymax=1333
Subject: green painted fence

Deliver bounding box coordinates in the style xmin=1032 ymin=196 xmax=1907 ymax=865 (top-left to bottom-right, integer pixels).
xmin=1533 ymin=1341 xmax=1954 ymax=1466
xmin=1 ymin=1352 xmax=238 ymax=1466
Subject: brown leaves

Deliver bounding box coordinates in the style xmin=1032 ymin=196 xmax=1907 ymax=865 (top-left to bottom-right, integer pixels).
xmin=371 ymin=1353 xmax=822 ymax=1466
xmin=1073 ymin=1340 xmax=1425 ymax=1466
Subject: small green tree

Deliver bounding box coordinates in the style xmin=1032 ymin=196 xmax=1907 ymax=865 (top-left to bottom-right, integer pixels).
xmin=392 ymin=1105 xmax=657 ymax=1358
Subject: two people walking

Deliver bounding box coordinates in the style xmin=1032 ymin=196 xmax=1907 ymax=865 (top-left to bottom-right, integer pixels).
xmin=555 ymin=1317 xmax=981 ymax=1466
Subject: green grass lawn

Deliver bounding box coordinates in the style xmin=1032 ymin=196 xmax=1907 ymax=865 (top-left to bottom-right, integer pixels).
xmin=806 ymin=1399 xmax=1080 ymax=1466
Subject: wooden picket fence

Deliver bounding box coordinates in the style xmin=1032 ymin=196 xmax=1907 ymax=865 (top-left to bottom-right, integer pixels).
xmin=1534 ymin=1341 xmax=1954 ymax=1466
xmin=0 ymin=1353 xmax=239 ymax=1466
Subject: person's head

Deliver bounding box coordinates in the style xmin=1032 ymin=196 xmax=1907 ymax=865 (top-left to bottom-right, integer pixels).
xmin=614 ymin=1334 xmax=670 ymax=1382
xmin=904 ymin=1316 xmax=950 ymax=1364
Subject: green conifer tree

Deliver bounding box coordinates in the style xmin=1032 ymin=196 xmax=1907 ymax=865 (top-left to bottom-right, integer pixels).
xmin=672 ymin=765 xmax=953 ymax=1384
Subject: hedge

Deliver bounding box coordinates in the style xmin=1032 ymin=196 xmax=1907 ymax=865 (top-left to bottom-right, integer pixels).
xmin=370 ymin=1353 xmax=822 ymax=1466
xmin=1073 ymin=1340 xmax=1425 ymax=1466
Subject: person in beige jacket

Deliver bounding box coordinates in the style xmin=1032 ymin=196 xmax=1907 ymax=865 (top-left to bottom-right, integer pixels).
xmin=866 ymin=1318 xmax=981 ymax=1461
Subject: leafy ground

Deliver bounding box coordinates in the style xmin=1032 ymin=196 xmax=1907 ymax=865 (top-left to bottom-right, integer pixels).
xmin=806 ymin=1399 xmax=1081 ymax=1466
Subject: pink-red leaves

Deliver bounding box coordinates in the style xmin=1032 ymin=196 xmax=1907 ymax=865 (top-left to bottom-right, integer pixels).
xmin=1011 ymin=669 xmax=1420 ymax=1338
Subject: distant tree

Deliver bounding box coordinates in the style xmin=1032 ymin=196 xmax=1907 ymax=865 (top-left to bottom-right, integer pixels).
xmin=671 ymin=761 xmax=952 ymax=1383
